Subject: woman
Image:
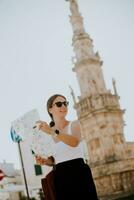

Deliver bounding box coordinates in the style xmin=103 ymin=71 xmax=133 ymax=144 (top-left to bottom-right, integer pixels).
xmin=35 ymin=94 xmax=99 ymax=200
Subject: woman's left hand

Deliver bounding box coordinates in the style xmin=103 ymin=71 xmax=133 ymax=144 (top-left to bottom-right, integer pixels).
xmin=35 ymin=120 xmax=52 ymax=135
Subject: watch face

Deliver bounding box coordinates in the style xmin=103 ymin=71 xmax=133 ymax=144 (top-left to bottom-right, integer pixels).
xmin=55 ymin=129 xmax=60 ymax=134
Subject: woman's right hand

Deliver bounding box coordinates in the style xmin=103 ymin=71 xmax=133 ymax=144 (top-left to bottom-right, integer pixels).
xmin=35 ymin=155 xmax=47 ymax=166
xmin=35 ymin=155 xmax=55 ymax=166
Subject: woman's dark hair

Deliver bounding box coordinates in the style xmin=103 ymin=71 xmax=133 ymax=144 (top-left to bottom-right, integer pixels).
xmin=46 ymin=94 xmax=66 ymax=127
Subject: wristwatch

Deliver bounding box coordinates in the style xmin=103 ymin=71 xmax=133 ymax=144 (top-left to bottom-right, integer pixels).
xmin=55 ymin=129 xmax=60 ymax=135
xmin=51 ymin=129 xmax=60 ymax=138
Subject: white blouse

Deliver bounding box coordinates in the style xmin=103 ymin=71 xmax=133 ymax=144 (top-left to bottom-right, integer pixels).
xmin=53 ymin=121 xmax=84 ymax=164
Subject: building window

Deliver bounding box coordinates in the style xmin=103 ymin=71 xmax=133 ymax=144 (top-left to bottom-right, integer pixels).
xmin=34 ymin=164 xmax=42 ymax=176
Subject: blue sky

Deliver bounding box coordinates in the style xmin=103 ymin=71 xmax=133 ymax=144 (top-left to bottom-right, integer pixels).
xmin=0 ymin=0 xmax=134 ymax=169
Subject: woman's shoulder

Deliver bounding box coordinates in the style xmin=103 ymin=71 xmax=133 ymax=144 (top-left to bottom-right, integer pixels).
xmin=71 ymin=119 xmax=80 ymax=127
xmin=70 ymin=120 xmax=81 ymax=136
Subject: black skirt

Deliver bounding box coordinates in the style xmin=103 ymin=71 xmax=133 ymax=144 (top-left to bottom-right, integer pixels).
xmin=54 ymin=158 xmax=99 ymax=200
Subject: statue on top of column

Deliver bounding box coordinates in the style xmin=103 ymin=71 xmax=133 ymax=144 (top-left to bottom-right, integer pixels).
xmin=71 ymin=0 xmax=79 ymax=14
xmin=68 ymin=0 xmax=80 ymax=15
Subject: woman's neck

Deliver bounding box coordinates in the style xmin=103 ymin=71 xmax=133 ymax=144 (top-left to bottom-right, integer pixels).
xmin=54 ymin=118 xmax=69 ymax=130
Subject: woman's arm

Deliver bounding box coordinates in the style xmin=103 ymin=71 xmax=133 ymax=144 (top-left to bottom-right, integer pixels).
xmin=37 ymin=120 xmax=82 ymax=147
xmin=55 ymin=120 xmax=81 ymax=147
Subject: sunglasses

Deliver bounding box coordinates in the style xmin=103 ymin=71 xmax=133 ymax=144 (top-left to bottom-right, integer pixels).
xmin=53 ymin=101 xmax=69 ymax=107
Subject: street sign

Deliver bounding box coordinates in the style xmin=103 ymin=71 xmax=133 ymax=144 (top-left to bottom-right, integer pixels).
xmin=0 ymin=169 xmax=5 ymax=181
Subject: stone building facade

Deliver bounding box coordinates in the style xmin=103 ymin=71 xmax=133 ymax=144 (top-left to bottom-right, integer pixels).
xmin=66 ymin=0 xmax=134 ymax=199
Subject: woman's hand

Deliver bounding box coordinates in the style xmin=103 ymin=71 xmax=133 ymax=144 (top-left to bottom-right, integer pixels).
xmin=35 ymin=155 xmax=48 ymax=165
xmin=35 ymin=120 xmax=52 ymax=135
xmin=35 ymin=155 xmax=55 ymax=166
